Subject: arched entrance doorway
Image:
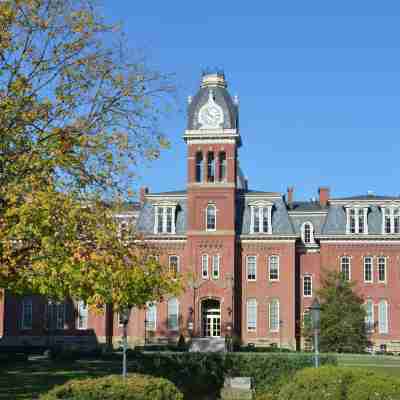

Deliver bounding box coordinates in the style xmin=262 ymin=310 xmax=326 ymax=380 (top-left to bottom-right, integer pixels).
xmin=201 ymin=299 xmax=221 ymax=337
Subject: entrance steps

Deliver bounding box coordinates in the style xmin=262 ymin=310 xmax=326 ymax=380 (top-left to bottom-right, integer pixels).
xmin=189 ymin=337 xmax=226 ymax=353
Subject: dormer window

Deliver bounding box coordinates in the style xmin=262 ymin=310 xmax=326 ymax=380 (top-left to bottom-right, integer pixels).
xmin=154 ymin=202 xmax=177 ymax=234
xmin=381 ymin=206 xmax=400 ymax=234
xmin=249 ymin=201 xmax=273 ymax=234
xmin=345 ymin=205 xmax=368 ymax=234
xmin=301 ymin=222 xmax=314 ymax=244
xmin=206 ymin=204 xmax=216 ymax=231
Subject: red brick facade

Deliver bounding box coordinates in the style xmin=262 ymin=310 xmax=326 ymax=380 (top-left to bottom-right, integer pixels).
xmin=1 ymin=72 xmax=400 ymax=352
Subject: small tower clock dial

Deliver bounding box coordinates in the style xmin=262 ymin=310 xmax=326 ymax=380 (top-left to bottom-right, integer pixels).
xmin=198 ymin=90 xmax=224 ymax=129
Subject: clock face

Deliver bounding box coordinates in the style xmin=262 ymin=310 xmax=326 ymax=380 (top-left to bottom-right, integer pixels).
xmin=198 ymin=90 xmax=224 ymax=129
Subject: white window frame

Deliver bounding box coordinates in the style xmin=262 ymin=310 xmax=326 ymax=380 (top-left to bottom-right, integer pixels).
xmin=340 ymin=256 xmax=351 ymax=281
xmin=212 ymin=255 xmax=220 ymax=280
xmin=378 ymin=299 xmax=388 ymax=334
xmin=269 ymin=299 xmax=280 ymax=332
xmin=168 ymin=255 xmax=180 ymax=277
xmin=146 ymin=303 xmax=157 ymax=331
xmin=77 ymin=300 xmax=88 ymax=330
xmin=301 ymin=222 xmax=315 ymax=244
xmin=246 ymin=299 xmax=257 ymax=332
xmin=268 ymin=255 xmax=280 ymax=281
xmin=363 ymin=256 xmax=373 ymax=283
xmin=153 ymin=202 xmax=177 ymax=234
xmin=21 ymin=298 xmax=33 ymax=330
xmin=249 ymin=201 xmax=273 ymax=234
xmin=377 ymin=256 xmax=387 ymax=283
xmin=364 ymin=299 xmax=374 ymax=332
xmin=246 ymin=255 xmax=257 ymax=281
xmin=201 ymin=254 xmax=209 ymax=279
xmin=167 ymin=298 xmax=179 ymax=331
xmin=206 ymin=204 xmax=217 ymax=231
xmin=303 ymin=275 xmax=312 ymax=297
xmin=345 ymin=205 xmax=369 ymax=234
xmin=381 ymin=205 xmax=400 ymax=234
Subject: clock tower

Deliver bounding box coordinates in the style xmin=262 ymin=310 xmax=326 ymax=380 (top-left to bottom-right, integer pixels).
xmin=184 ymin=71 xmax=241 ymax=338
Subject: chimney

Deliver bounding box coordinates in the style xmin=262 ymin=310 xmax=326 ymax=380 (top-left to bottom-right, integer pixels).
xmin=318 ymin=187 xmax=330 ymax=208
xmin=287 ymin=187 xmax=294 ymax=207
xmin=140 ymin=186 xmax=149 ymax=205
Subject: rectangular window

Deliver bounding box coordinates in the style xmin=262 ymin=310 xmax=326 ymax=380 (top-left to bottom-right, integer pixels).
xmin=169 ymin=255 xmax=179 ymax=278
xmin=262 ymin=207 xmax=269 ymax=233
xmin=212 ymin=255 xmax=220 ymax=280
xmin=358 ymin=208 xmax=365 ymax=233
xmin=378 ymin=300 xmax=388 ymax=334
xmin=77 ymin=301 xmax=88 ymax=330
xmin=157 ymin=207 xmax=163 ymax=233
xmin=303 ymin=276 xmax=312 ymax=297
xmin=364 ymin=257 xmax=373 ymax=283
xmin=250 ymin=206 xmax=272 ymax=234
xmin=247 ymin=256 xmax=257 ymax=281
xmin=247 ymin=299 xmax=257 ymax=331
xmin=202 ymin=254 xmax=209 ymax=279
xmin=21 ymin=298 xmax=33 ymax=330
xmin=253 ymin=206 xmax=260 ymax=233
xmin=166 ymin=207 xmax=173 ymax=233
xmin=56 ymin=303 xmax=65 ymax=330
xmin=195 ymin=152 xmax=203 ymax=182
xmin=394 ymin=209 xmax=400 ymax=233
xmin=206 ymin=205 xmax=216 ymax=231
xmin=269 ymin=299 xmax=280 ymax=332
xmin=219 ymin=152 xmax=226 ymax=182
xmin=207 ymin=152 xmax=215 ymax=182
xmin=350 ymin=209 xmax=356 ymax=233
xmin=268 ymin=255 xmax=279 ymax=281
xmin=378 ymin=257 xmax=386 ymax=283
xmin=340 ymin=256 xmax=351 ymax=281
xmin=167 ymin=298 xmax=179 ymax=331
xmin=365 ymin=300 xmax=374 ymax=332
xmin=146 ymin=303 xmax=157 ymax=331
xmin=47 ymin=301 xmax=65 ymax=330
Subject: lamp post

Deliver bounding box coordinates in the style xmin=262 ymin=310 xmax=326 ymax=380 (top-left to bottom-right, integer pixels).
xmin=188 ymin=307 xmax=194 ymax=337
xmin=120 ymin=306 xmax=132 ymax=379
xmin=310 ymin=298 xmax=321 ymax=368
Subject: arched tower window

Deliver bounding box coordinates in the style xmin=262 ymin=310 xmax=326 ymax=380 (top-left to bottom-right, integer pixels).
xmin=195 ymin=152 xmax=203 ymax=183
xmin=301 ymin=222 xmax=314 ymax=244
xmin=206 ymin=204 xmax=216 ymax=231
xmin=207 ymin=152 xmax=215 ymax=182
xmin=219 ymin=151 xmax=227 ymax=182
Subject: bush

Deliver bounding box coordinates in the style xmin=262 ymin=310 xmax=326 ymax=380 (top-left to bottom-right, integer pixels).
xmin=39 ymin=374 xmax=183 ymax=400
xmin=272 ymin=366 xmax=400 ymax=400
xmin=126 ymin=352 xmax=337 ymax=397
xmin=237 ymin=346 xmax=293 ymax=353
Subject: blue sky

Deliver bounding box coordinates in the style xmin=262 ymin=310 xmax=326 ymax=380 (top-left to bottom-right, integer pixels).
xmin=104 ymin=1 xmax=400 ymax=201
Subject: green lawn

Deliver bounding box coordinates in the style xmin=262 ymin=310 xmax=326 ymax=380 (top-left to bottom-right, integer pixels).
xmin=1 ymin=354 xmax=400 ymax=400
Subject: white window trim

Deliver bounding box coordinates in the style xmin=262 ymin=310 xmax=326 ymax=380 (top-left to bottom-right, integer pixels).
xmin=168 ymin=255 xmax=180 ymax=276
xmin=378 ymin=300 xmax=388 ymax=334
xmin=269 ymin=299 xmax=280 ymax=333
xmin=206 ymin=204 xmax=217 ymax=232
xmin=268 ymin=255 xmax=280 ymax=281
xmin=345 ymin=205 xmax=369 ymax=234
xmin=301 ymin=221 xmax=315 ymax=244
xmin=77 ymin=300 xmax=88 ymax=330
xmin=21 ymin=298 xmax=33 ymax=330
xmin=212 ymin=254 xmax=220 ymax=280
xmin=246 ymin=255 xmax=257 ymax=281
xmin=340 ymin=256 xmax=351 ymax=281
xmin=146 ymin=303 xmax=157 ymax=331
xmin=167 ymin=298 xmax=179 ymax=331
xmin=303 ymin=275 xmax=313 ymax=297
xmin=153 ymin=202 xmax=177 ymax=234
xmin=363 ymin=256 xmax=373 ymax=283
xmin=201 ymin=254 xmax=209 ymax=279
xmin=365 ymin=299 xmax=374 ymax=332
xmin=246 ymin=299 xmax=257 ymax=332
xmin=381 ymin=205 xmax=400 ymax=234
xmin=249 ymin=201 xmax=273 ymax=234
xmin=377 ymin=256 xmax=387 ymax=283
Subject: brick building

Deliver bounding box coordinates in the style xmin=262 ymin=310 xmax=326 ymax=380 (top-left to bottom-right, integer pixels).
xmin=1 ymin=72 xmax=400 ymax=352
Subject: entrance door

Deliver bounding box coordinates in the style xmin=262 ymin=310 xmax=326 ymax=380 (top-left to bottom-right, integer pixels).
xmin=202 ymin=299 xmax=221 ymax=337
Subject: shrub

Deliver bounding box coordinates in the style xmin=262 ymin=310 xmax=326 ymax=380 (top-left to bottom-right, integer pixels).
xmin=39 ymin=374 xmax=183 ymax=400
xmin=347 ymin=373 xmax=400 ymax=400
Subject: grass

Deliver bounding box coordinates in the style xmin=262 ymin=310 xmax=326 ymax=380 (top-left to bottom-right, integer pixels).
xmin=1 ymin=353 xmax=400 ymax=399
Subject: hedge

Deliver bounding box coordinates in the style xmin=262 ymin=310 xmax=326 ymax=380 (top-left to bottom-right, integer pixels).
xmin=126 ymin=352 xmax=337 ymax=397
xmin=275 ymin=366 xmax=400 ymax=400
xmin=39 ymin=374 xmax=183 ymax=400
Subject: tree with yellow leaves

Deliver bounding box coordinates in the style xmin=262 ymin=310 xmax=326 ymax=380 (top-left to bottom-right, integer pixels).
xmin=0 ymin=0 xmax=181 ymax=312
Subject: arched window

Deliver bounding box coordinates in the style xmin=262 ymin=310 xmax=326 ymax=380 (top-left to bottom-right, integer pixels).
xmin=167 ymin=298 xmax=179 ymax=331
xmin=207 ymin=152 xmax=215 ymax=182
xmin=206 ymin=204 xmax=216 ymax=231
xmin=195 ymin=152 xmax=203 ymax=183
xmin=301 ymin=222 xmax=314 ymax=244
xmin=219 ymin=152 xmax=227 ymax=182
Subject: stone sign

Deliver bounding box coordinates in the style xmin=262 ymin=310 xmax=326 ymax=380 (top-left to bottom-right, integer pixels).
xmin=221 ymin=377 xmax=252 ymax=400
